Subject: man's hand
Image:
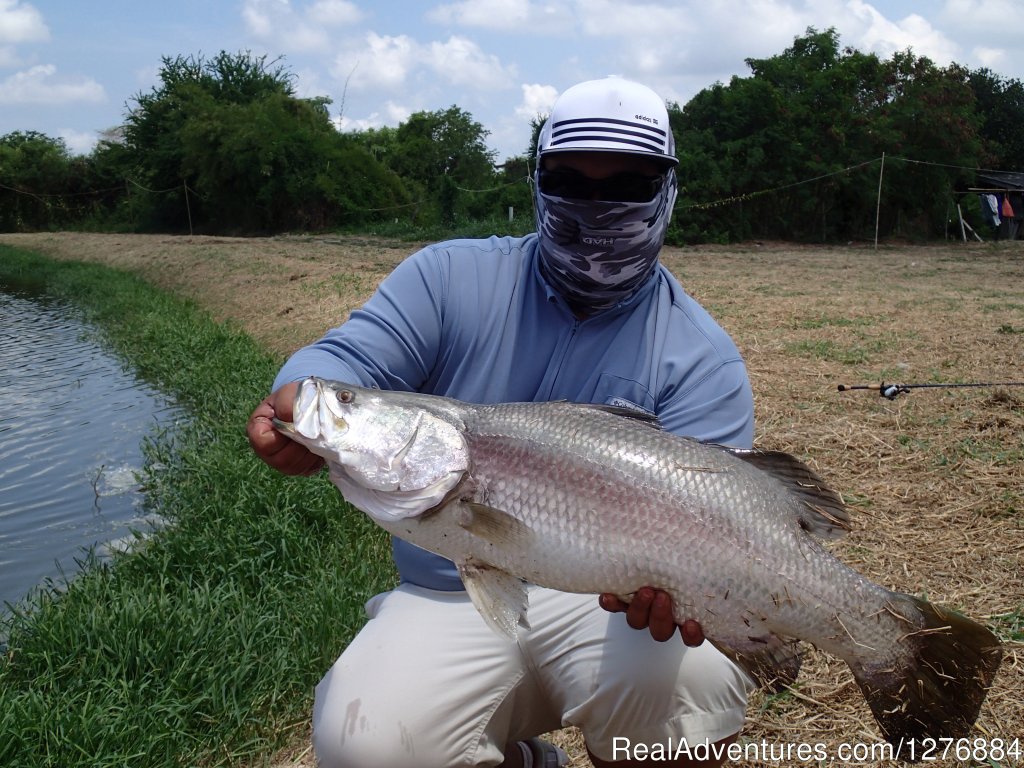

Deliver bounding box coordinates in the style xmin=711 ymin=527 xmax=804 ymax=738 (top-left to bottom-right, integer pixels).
xmin=246 ymin=381 xmax=325 ymax=476
xmin=599 ymin=587 xmax=706 ymax=646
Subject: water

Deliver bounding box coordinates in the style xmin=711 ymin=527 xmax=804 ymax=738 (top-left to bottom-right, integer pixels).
xmin=0 ymin=288 xmax=181 ymax=611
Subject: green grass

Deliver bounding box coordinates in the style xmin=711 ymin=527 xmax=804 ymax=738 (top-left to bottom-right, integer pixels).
xmin=989 ymin=608 xmax=1024 ymax=643
xmin=0 ymin=245 xmax=396 ymax=767
xmin=793 ymin=315 xmax=876 ymax=330
xmin=785 ymin=338 xmax=892 ymax=366
xmin=337 ymin=210 xmax=536 ymax=243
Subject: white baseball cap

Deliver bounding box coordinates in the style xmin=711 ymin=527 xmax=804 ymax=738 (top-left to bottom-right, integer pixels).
xmin=538 ymin=77 xmax=678 ymax=167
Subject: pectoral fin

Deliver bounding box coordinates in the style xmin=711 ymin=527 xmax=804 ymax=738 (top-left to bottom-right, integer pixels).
xmin=459 ymin=502 xmax=535 ymax=548
xmin=457 ymin=560 xmax=530 ymax=641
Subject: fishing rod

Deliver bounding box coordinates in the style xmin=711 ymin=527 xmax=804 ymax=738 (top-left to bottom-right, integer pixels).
xmin=837 ymin=381 xmax=1024 ymax=400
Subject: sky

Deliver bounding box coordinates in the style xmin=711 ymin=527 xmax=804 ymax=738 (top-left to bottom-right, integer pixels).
xmin=1 ymin=0 xmax=1022 ymax=162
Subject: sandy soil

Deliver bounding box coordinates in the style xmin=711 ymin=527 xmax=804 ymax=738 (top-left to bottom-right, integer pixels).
xmin=2 ymin=232 xmax=1022 ymax=767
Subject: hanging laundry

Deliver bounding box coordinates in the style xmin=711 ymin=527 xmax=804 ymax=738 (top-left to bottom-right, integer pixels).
xmin=981 ymin=194 xmax=1001 ymax=227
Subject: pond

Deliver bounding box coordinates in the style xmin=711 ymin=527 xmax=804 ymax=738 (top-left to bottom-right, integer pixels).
xmin=0 ymin=287 xmax=181 ymax=612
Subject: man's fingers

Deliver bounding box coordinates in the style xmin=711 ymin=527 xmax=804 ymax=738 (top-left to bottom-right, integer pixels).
xmin=680 ymin=618 xmax=705 ymax=647
xmin=598 ymin=593 xmax=627 ymax=613
xmin=599 ymin=589 xmax=707 ymax=646
xmin=246 ymin=386 xmax=324 ymax=476
xmin=646 ymin=591 xmax=677 ymax=642
xmin=624 ymin=587 xmax=655 ymax=631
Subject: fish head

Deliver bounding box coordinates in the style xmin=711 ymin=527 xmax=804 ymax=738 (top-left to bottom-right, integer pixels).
xmin=276 ymin=378 xmax=469 ymax=522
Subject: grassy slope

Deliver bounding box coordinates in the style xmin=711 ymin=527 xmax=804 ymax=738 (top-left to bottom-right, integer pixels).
xmin=0 ymin=245 xmax=395 ymax=767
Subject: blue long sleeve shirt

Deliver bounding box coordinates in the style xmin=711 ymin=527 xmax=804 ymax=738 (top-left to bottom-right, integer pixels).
xmin=274 ymin=233 xmax=754 ymax=589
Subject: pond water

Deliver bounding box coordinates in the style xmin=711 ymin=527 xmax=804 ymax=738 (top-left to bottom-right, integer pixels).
xmin=0 ymin=287 xmax=181 ymax=612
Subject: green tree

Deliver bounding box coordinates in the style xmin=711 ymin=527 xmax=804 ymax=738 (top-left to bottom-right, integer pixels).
xmin=0 ymin=131 xmax=73 ymax=231
xmin=385 ymin=106 xmax=499 ymax=223
xmin=118 ymin=50 xmax=406 ymax=233
xmin=968 ymin=68 xmax=1024 ymax=169
xmin=673 ymin=28 xmax=984 ymax=242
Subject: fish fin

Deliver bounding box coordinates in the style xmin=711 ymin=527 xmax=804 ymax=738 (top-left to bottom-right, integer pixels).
xmin=583 ymin=404 xmax=663 ymax=427
xmin=457 ymin=560 xmax=530 ymax=641
xmin=459 ymin=502 xmax=535 ymax=548
xmin=728 ymin=448 xmax=851 ymax=539
xmin=849 ymin=594 xmax=1002 ymax=746
xmin=709 ymin=635 xmax=803 ymax=694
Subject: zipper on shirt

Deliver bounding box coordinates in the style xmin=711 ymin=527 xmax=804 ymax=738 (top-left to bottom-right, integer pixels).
xmin=538 ymin=316 xmax=581 ymax=401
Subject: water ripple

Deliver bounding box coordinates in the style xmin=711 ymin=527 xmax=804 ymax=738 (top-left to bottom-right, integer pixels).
xmin=0 ymin=289 xmax=181 ymax=610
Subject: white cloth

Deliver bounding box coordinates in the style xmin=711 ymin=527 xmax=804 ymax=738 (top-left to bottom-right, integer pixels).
xmin=312 ymin=583 xmax=753 ymax=767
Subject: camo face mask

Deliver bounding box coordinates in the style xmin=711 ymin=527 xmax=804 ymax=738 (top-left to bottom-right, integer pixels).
xmin=534 ymin=167 xmax=678 ymax=312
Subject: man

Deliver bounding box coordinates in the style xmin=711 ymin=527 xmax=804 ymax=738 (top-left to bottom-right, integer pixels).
xmin=248 ymin=77 xmax=755 ymax=768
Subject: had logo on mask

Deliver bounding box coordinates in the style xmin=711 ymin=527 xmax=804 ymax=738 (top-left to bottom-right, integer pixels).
xmin=534 ymin=171 xmax=678 ymax=312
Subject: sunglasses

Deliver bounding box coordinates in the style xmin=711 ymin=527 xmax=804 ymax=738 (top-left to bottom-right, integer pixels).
xmin=538 ymin=168 xmax=667 ymax=203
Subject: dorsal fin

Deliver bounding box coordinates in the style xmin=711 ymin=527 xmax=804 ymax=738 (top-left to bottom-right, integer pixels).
xmin=581 ymin=403 xmax=663 ymax=428
xmin=729 ymin=448 xmax=851 ymax=539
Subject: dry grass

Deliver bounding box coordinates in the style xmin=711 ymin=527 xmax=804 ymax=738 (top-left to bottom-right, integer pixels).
xmin=2 ymin=232 xmax=1021 ymax=767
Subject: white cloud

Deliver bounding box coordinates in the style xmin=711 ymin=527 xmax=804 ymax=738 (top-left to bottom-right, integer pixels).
xmin=971 ymin=46 xmax=1006 ymax=70
xmin=934 ymin=0 xmax=1020 ymax=71
xmin=428 ymin=0 xmax=531 ymax=28
xmin=307 ymin=0 xmax=361 ymax=25
xmin=335 ymin=100 xmax=410 ymax=131
xmin=575 ymin=0 xmax=689 ymax=40
xmin=0 ymin=64 xmax=105 ymax=104
xmin=847 ymin=1 xmax=959 ymax=63
xmin=332 ymin=32 xmax=514 ymax=92
xmin=516 ymin=82 xmax=558 ymax=120
xmin=426 ymin=36 xmax=516 ymax=89
xmin=563 ymin=0 xmax=979 ymax=102
xmin=0 ymin=0 xmax=48 ymax=45
xmin=428 ymin=0 xmax=575 ymax=30
xmin=939 ymin=0 xmax=1019 ymax=41
xmin=242 ymin=0 xmax=362 ymax=53
xmin=331 ymin=32 xmax=416 ymax=89
xmin=241 ymin=0 xmax=276 ymax=37
xmin=59 ymin=128 xmax=98 ymax=155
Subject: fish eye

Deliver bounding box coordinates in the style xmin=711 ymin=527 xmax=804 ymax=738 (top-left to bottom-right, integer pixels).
xmin=337 ymin=389 xmax=354 ymax=404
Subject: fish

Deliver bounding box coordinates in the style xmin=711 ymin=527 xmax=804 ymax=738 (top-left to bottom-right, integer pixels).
xmin=273 ymin=376 xmax=1002 ymax=749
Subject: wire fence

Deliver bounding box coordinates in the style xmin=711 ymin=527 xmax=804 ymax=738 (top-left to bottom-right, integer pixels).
xmin=1 ymin=157 xmax=1019 ymax=239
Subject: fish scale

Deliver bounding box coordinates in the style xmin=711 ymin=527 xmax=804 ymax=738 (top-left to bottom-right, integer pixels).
xmin=461 ymin=403 xmax=880 ymax=652
xmin=276 ymin=377 xmax=1003 ymax=754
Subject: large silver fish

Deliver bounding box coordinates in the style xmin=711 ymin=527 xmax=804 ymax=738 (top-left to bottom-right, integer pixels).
xmin=274 ymin=377 xmax=1002 ymax=748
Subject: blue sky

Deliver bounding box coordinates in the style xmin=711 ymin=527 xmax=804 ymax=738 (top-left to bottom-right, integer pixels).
xmin=2 ymin=0 xmax=1022 ymax=162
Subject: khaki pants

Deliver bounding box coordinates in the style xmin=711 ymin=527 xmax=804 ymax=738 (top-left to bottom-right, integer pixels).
xmin=313 ymin=583 xmax=752 ymax=767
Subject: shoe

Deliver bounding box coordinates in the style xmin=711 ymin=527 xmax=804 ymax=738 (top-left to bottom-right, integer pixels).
xmin=522 ymin=737 xmax=569 ymax=768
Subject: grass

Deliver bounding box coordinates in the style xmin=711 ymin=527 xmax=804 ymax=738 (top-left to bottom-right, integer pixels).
xmin=0 ymin=245 xmax=396 ymax=767
xmin=339 ymin=210 xmax=537 ymax=243
xmin=1 ymin=233 xmax=1021 ymax=768
xmin=990 ymin=608 xmax=1024 ymax=643
xmin=784 ymin=338 xmax=893 ymax=365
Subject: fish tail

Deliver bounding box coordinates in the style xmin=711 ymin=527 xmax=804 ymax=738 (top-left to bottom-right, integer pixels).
xmin=850 ymin=594 xmax=1002 ymax=750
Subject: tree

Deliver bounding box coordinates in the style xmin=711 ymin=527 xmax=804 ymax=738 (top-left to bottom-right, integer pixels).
xmin=385 ymin=106 xmax=499 ymax=223
xmin=672 ymin=28 xmax=986 ymax=242
xmin=0 ymin=131 xmax=73 ymax=231
xmin=117 ymin=50 xmax=406 ymax=233
xmin=968 ymin=68 xmax=1024 ymax=170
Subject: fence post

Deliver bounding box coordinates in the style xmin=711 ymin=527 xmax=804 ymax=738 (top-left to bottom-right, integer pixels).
xmin=183 ymin=181 xmax=193 ymax=237
xmin=874 ymin=152 xmax=885 ymax=250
